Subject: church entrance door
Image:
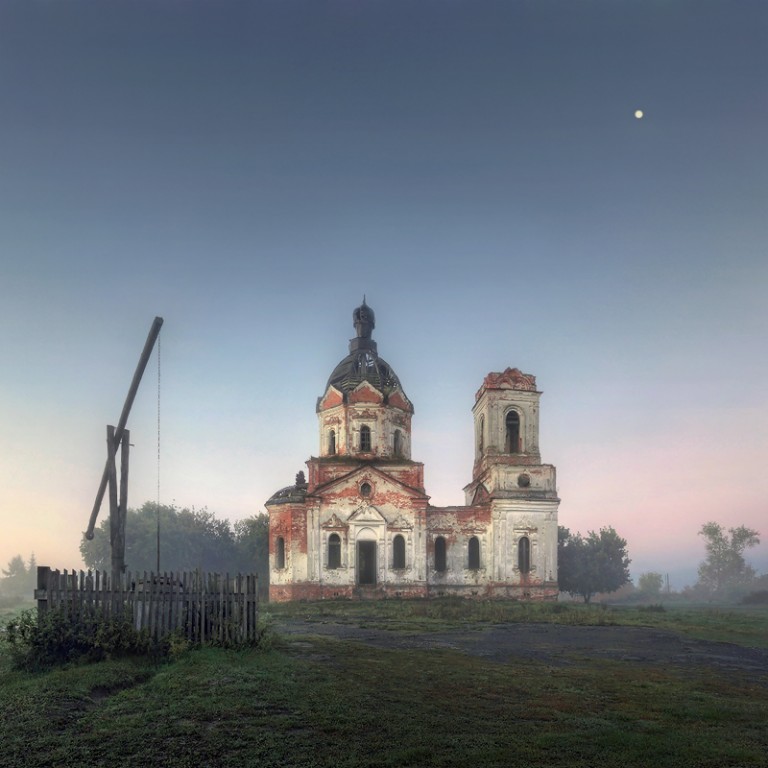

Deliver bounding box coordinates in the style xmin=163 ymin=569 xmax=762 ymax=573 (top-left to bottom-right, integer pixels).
xmin=357 ymin=541 xmax=377 ymax=585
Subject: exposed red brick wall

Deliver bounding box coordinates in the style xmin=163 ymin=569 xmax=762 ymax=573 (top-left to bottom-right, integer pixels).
xmin=268 ymin=582 xmax=557 ymax=603
xmin=388 ymin=391 xmax=412 ymax=412
xmin=269 ymin=505 xmax=308 ymax=555
xmin=319 ymin=389 xmax=344 ymax=410
xmin=349 ymin=385 xmax=384 ymax=404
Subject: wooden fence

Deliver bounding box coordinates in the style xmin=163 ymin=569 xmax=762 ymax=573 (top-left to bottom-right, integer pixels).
xmin=35 ymin=567 xmax=260 ymax=644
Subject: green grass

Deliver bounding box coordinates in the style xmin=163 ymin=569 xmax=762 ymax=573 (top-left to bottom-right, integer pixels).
xmin=0 ymin=595 xmax=34 ymax=625
xmin=268 ymin=597 xmax=768 ymax=648
xmin=2 ymin=602 xmax=767 ymax=768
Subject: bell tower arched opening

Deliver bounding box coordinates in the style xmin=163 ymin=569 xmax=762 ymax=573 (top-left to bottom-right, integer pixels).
xmin=505 ymin=410 xmax=520 ymax=453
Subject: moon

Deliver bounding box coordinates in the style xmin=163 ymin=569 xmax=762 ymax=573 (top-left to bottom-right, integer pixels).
xmin=634 ymin=109 xmax=644 ymax=119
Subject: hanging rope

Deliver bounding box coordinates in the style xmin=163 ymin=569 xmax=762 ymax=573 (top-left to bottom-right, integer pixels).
xmin=156 ymin=329 xmax=162 ymax=572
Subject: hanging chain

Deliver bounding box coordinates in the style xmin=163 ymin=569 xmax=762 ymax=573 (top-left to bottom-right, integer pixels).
xmin=156 ymin=330 xmax=161 ymax=571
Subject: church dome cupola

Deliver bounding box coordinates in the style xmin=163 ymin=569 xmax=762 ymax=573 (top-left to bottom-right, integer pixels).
xmin=325 ymin=298 xmax=407 ymax=399
xmin=317 ymin=299 xmax=414 ymax=460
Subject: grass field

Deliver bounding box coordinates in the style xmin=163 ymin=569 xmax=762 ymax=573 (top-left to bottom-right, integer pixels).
xmin=1 ymin=601 xmax=767 ymax=768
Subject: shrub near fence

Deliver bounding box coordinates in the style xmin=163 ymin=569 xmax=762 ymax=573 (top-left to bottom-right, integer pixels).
xmin=35 ymin=567 xmax=259 ymax=645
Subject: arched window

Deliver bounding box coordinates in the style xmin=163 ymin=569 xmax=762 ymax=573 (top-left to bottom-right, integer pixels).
xmin=360 ymin=425 xmax=372 ymax=452
xmin=434 ymin=536 xmax=447 ymax=572
xmin=393 ymin=429 xmax=402 ymax=457
xmin=468 ymin=536 xmax=480 ymax=570
xmin=393 ymin=534 xmax=406 ymax=569
xmin=505 ymin=411 xmax=521 ymax=453
xmin=328 ymin=533 xmax=341 ymax=569
xmin=360 ymin=482 xmax=372 ymax=497
xmin=477 ymin=415 xmax=484 ymax=453
xmin=328 ymin=429 xmax=336 ymax=455
xmin=276 ymin=537 xmax=285 ymax=570
xmin=518 ymin=536 xmax=530 ymax=574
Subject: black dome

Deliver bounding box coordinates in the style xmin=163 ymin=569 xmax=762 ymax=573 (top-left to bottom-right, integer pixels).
xmin=326 ymin=351 xmax=404 ymax=395
xmin=324 ymin=299 xmax=406 ymax=397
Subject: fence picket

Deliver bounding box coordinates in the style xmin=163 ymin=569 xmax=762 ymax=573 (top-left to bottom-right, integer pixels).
xmin=35 ymin=567 xmax=258 ymax=646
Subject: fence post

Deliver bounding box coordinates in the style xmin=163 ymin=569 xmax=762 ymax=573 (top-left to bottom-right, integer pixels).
xmin=35 ymin=566 xmax=50 ymax=617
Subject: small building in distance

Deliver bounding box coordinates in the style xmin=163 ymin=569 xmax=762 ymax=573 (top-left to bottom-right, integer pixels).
xmin=266 ymin=300 xmax=559 ymax=601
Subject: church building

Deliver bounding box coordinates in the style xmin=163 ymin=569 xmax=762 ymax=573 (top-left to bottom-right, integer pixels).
xmin=266 ymin=301 xmax=559 ymax=601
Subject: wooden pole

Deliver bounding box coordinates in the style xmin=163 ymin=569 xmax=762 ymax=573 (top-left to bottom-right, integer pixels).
xmin=107 ymin=425 xmax=121 ymax=581
xmin=117 ymin=428 xmax=129 ymax=575
xmin=36 ymin=566 xmax=50 ymax=616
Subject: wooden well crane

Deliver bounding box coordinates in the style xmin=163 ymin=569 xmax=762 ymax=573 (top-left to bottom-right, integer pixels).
xmin=85 ymin=316 xmax=163 ymax=581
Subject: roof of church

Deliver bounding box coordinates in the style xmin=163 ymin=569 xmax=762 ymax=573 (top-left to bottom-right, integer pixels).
xmin=324 ymin=299 xmax=407 ymax=397
xmin=266 ymin=472 xmax=308 ymax=506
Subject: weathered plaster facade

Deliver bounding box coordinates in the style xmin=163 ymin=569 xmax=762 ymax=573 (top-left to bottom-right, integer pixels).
xmin=267 ymin=301 xmax=559 ymax=601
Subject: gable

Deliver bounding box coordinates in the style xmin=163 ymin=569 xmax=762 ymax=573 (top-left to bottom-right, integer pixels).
xmin=314 ymin=463 xmax=429 ymax=500
xmin=321 ymin=512 xmax=348 ymax=530
xmin=348 ymin=380 xmax=384 ymax=404
xmin=318 ymin=386 xmax=344 ymax=411
xmin=387 ymin=514 xmax=413 ymax=531
xmin=387 ymin=389 xmax=413 ymax=412
xmin=348 ymin=503 xmax=387 ymax=525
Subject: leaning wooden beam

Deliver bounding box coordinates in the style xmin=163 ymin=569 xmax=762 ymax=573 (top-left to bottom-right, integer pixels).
xmin=85 ymin=315 xmax=163 ymax=540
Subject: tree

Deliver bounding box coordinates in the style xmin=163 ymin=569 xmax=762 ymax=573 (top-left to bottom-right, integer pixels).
xmin=696 ymin=522 xmax=760 ymax=598
xmin=558 ymin=526 xmax=631 ymax=603
xmin=234 ymin=513 xmax=270 ymax=597
xmin=80 ymin=502 xmax=269 ymax=583
xmin=637 ymin=571 xmax=663 ymax=597
xmin=0 ymin=553 xmax=36 ymax=597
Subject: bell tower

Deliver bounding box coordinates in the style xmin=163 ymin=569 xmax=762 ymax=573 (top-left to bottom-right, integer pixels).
xmin=467 ymin=368 xmax=556 ymax=498
xmin=464 ymin=367 xmax=559 ymax=595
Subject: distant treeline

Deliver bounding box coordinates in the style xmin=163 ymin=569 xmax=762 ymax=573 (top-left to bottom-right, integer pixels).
xmin=79 ymin=502 xmax=269 ymax=593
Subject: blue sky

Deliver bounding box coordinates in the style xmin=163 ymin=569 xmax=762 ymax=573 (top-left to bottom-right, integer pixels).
xmin=1 ymin=1 xmax=766 ymax=588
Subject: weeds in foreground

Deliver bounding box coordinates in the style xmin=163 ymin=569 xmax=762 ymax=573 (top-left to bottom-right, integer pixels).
xmin=3 ymin=608 xmax=170 ymax=670
xmin=2 ymin=608 xmax=277 ymax=670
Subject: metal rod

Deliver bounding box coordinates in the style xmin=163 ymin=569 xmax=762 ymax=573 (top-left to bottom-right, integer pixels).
xmin=86 ymin=316 xmax=164 ymax=539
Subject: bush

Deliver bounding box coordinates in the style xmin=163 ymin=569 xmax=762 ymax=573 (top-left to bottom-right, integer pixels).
xmin=741 ymin=590 xmax=768 ymax=605
xmin=3 ymin=608 xmax=169 ymax=670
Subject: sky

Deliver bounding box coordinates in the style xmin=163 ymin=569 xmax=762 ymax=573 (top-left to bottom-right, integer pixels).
xmin=1 ymin=1 xmax=766 ymax=589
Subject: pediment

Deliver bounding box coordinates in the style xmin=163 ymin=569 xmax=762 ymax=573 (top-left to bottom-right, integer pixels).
xmin=387 ymin=514 xmax=413 ymax=531
xmin=318 ymin=386 xmax=344 ymax=411
xmin=348 ymin=503 xmax=387 ymax=525
xmin=321 ymin=513 xmax=348 ymax=530
xmin=387 ymin=389 xmax=413 ymax=412
xmin=349 ymin=380 xmax=384 ymax=404
xmin=314 ymin=464 xmax=428 ymax=499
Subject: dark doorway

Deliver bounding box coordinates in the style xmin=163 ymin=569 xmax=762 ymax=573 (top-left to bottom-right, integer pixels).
xmin=357 ymin=541 xmax=377 ymax=585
